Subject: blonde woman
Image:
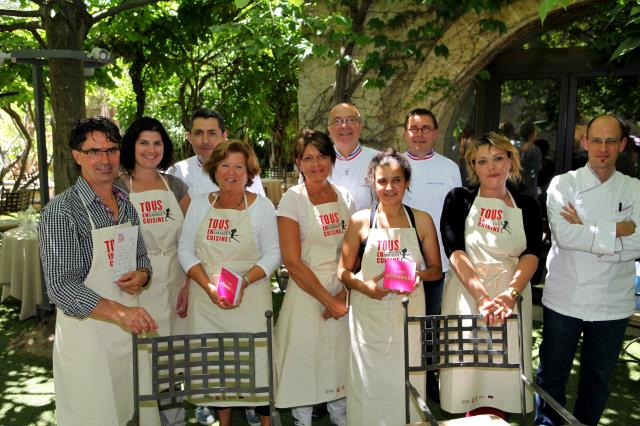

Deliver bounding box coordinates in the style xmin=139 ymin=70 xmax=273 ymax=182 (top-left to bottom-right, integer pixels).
xmin=439 ymin=132 xmax=542 ymax=419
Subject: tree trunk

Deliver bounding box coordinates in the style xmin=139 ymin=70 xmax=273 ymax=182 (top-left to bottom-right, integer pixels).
xmin=130 ymin=47 xmax=147 ymax=118
xmin=43 ymin=1 xmax=92 ymax=193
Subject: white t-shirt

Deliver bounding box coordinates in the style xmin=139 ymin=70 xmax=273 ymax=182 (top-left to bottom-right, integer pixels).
xmin=329 ymin=145 xmax=378 ymax=212
xmin=168 ymin=155 xmax=266 ymax=197
xmin=277 ymin=183 xmax=356 ymax=243
xmin=402 ymin=151 xmax=462 ymax=273
xmin=178 ymin=193 xmax=281 ymax=276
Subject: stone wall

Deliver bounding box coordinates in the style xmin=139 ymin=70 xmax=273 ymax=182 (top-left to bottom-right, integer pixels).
xmin=298 ymin=0 xmax=595 ymax=153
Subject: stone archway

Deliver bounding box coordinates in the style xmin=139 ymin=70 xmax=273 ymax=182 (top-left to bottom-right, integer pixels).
xmin=407 ymin=0 xmax=598 ymax=147
xmin=298 ymin=0 xmax=598 ymax=152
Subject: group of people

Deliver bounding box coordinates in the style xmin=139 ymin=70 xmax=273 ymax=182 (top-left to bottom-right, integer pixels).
xmin=38 ymin=102 xmax=638 ymax=426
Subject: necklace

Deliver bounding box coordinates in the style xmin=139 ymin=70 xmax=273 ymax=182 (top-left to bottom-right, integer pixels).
xmin=217 ymin=194 xmax=244 ymax=210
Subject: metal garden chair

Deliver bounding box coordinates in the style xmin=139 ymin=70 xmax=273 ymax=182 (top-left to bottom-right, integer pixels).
xmin=129 ymin=310 xmax=281 ymax=426
xmin=403 ymin=296 xmax=585 ymax=425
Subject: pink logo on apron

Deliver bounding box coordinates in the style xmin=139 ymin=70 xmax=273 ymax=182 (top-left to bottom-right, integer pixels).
xmin=104 ymin=238 xmax=115 ymax=267
xmin=138 ymin=199 xmax=175 ymax=224
xmin=477 ymin=207 xmax=511 ymax=233
xmin=375 ymin=239 xmax=410 ymax=263
xmin=205 ymin=217 xmax=240 ymax=242
xmin=318 ymin=211 xmax=347 ymax=237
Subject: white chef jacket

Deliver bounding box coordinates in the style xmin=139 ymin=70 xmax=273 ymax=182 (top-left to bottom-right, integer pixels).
xmin=544 ymin=165 xmax=640 ymax=321
xmin=329 ymin=145 xmax=378 ymax=212
xmin=402 ymin=151 xmax=461 ymax=272
xmin=168 ymin=155 xmax=266 ymax=197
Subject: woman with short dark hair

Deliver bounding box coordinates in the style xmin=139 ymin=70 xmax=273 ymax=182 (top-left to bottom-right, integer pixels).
xmin=274 ymin=129 xmax=353 ymax=426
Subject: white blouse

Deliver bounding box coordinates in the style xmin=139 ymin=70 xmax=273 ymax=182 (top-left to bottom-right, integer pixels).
xmin=178 ymin=192 xmax=281 ymax=277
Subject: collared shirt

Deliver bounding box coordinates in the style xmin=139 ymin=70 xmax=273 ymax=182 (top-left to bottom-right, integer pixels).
xmin=544 ymin=166 xmax=640 ymax=321
xmin=38 ymin=176 xmax=151 ymax=319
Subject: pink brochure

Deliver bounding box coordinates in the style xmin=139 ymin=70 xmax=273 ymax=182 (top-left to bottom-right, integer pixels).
xmin=217 ymin=266 xmax=243 ymax=305
xmin=383 ymin=259 xmax=416 ymax=292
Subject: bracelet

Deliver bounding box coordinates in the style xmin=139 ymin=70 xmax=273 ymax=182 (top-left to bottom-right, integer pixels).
xmin=475 ymin=294 xmax=488 ymax=305
xmin=242 ymin=274 xmax=250 ymax=286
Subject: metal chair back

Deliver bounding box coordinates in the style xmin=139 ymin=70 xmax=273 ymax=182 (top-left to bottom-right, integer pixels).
xmin=129 ymin=310 xmax=280 ymax=426
xmin=402 ymin=296 xmax=585 ymax=425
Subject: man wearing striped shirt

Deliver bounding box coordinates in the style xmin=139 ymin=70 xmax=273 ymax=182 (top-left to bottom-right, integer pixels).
xmin=402 ymin=108 xmax=462 ymax=402
xmin=327 ymin=102 xmax=379 ymax=211
xmin=38 ymin=116 xmax=156 ymax=425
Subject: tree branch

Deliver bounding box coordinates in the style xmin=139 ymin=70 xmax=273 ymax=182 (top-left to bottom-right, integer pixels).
xmin=29 ymin=27 xmax=46 ymax=48
xmin=92 ymin=0 xmax=163 ymax=23
xmin=0 ymin=9 xmax=39 ymax=18
xmin=0 ymin=21 xmax=41 ymax=32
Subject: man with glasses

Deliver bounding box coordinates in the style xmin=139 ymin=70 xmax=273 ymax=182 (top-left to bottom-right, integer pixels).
xmin=402 ymin=108 xmax=461 ymax=402
xmin=327 ymin=102 xmax=379 ymax=211
xmin=170 ymin=108 xmax=265 ymax=197
xmin=38 ymin=116 xmax=157 ymax=425
xmin=536 ymin=114 xmax=640 ymax=426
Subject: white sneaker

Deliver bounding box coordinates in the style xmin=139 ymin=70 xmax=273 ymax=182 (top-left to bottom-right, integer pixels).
xmin=245 ymin=408 xmax=261 ymax=426
xmin=195 ymin=406 xmax=215 ymax=425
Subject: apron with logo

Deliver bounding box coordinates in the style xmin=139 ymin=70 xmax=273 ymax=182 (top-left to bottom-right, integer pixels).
xmin=188 ymin=193 xmax=271 ymax=407
xmin=347 ymin=205 xmax=426 ymax=425
xmin=130 ymin=174 xmax=186 ymax=336
xmin=53 ymin=198 xmax=139 ymax=426
xmin=274 ymin=184 xmax=350 ymax=408
xmin=129 ymin=174 xmax=186 ymax=425
xmin=440 ymin=194 xmax=533 ymax=413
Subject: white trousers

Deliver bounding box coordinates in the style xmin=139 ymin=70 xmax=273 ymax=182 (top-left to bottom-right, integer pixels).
xmin=291 ymin=398 xmax=346 ymax=426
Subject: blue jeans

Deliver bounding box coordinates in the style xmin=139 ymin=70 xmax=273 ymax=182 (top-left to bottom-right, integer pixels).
xmin=534 ymin=306 xmax=628 ymax=426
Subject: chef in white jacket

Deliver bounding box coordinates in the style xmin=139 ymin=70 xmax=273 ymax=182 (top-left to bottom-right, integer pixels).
xmin=169 ymin=108 xmax=265 ymax=197
xmin=535 ymin=114 xmax=640 ymax=426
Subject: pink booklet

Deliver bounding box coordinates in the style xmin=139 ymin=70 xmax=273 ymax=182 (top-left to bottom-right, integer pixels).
xmin=217 ymin=266 xmax=243 ymax=305
xmin=382 ymin=259 xmax=416 ymax=292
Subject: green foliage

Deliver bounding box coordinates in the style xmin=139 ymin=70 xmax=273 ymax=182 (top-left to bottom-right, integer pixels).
xmin=301 ymin=0 xmax=511 ymax=103
xmin=89 ymin=0 xmax=303 ymax=166
xmin=538 ymin=0 xmax=570 ymax=25
xmin=538 ymin=0 xmax=640 ymax=62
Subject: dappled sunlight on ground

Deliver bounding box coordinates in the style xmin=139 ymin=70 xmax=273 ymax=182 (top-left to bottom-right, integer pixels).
xmin=0 ymin=298 xmax=637 ymax=425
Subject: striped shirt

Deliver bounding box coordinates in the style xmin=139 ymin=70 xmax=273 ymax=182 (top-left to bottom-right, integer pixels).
xmin=38 ymin=176 xmax=151 ymax=319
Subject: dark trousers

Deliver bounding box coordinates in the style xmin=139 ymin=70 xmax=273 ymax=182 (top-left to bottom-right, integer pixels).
xmin=424 ymin=274 xmax=445 ymax=400
xmin=534 ymin=306 xmax=628 ymax=426
xmin=424 ymin=274 xmax=445 ymax=315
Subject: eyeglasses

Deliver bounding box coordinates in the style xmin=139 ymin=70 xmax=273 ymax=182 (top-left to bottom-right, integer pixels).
xmin=330 ymin=117 xmax=359 ymax=126
xmin=406 ymin=126 xmax=434 ymax=134
xmin=301 ymin=154 xmax=331 ymax=164
xmin=588 ymin=138 xmax=621 ymax=147
xmin=77 ymin=148 xmax=120 ymax=158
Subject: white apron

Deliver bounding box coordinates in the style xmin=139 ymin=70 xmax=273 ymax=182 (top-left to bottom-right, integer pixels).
xmin=188 ymin=193 xmax=271 ymax=407
xmin=130 ymin=174 xmax=186 ymax=425
xmin=130 ymin=174 xmax=186 ymax=336
xmin=53 ymin=199 xmax=139 ymax=426
xmin=440 ymin=194 xmax=533 ymax=413
xmin=347 ymin=205 xmax=426 ymax=426
xmin=274 ymin=184 xmax=350 ymax=408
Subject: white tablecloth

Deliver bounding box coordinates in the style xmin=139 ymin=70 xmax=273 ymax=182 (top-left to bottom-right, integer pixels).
xmin=0 ymin=227 xmax=42 ymax=320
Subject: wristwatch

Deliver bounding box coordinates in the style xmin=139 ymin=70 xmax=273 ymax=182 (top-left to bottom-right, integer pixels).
xmin=510 ymin=287 xmax=520 ymax=298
